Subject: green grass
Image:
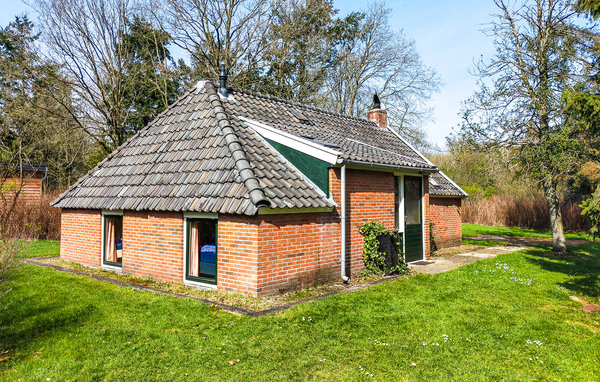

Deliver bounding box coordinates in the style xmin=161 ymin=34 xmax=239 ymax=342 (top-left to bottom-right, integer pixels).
xmin=463 ymin=223 xmax=590 ymax=240
xmin=25 ymin=240 xmax=60 ymax=258
xmin=1 ymin=232 xmax=599 ymax=380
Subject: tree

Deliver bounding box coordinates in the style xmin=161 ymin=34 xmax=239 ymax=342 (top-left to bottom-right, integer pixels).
xmin=33 ymin=0 xmax=185 ymax=153
xmin=563 ymin=0 xmax=600 ymax=239
xmin=325 ymin=2 xmax=440 ymax=150
xmin=1 ymin=16 xmax=92 ymax=191
xmin=157 ymin=0 xmax=273 ymax=89
xmin=0 ymin=17 xmax=39 ymax=294
xmin=258 ymin=0 xmax=362 ymax=104
xmin=119 ymin=16 xmax=187 ymax=135
xmin=0 ymin=16 xmax=39 ymax=193
xmin=460 ymin=0 xmax=592 ymax=253
xmin=32 ymin=0 xmax=133 ymax=152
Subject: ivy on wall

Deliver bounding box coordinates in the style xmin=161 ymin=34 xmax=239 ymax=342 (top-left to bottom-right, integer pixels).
xmin=359 ymin=221 xmax=408 ymax=275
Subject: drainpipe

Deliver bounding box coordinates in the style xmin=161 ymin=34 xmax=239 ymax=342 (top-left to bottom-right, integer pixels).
xmin=340 ymin=163 xmax=349 ymax=282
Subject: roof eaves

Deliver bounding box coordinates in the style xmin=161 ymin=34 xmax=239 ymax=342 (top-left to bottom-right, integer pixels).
xmin=385 ymin=126 xmax=436 ymax=167
xmin=437 ymin=170 xmax=469 ymax=197
xmin=343 ymin=159 xmax=438 ymax=173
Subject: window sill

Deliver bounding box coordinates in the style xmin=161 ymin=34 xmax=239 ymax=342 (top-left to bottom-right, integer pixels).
xmin=102 ymin=264 xmax=123 ymax=273
xmin=184 ymin=279 xmax=217 ymax=290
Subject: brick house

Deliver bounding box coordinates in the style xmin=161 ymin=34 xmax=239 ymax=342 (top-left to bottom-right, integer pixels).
xmin=52 ymin=78 xmax=466 ymax=296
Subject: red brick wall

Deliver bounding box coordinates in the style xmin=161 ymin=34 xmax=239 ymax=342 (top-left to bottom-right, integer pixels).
xmin=256 ymin=213 xmax=340 ymax=296
xmin=429 ymin=197 xmax=462 ymax=249
xmin=217 ymin=215 xmax=260 ymax=295
xmin=60 ymin=209 xmax=102 ymax=267
xmin=122 ymin=211 xmax=184 ymax=282
xmin=330 ymin=169 xmax=431 ymax=268
xmin=59 ymin=168 xmax=439 ymax=297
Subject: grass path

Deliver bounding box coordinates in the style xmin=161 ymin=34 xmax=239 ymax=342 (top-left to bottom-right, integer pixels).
xmin=1 ymin=226 xmax=599 ymax=380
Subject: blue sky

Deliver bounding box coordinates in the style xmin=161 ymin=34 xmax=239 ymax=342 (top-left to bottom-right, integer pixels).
xmin=334 ymin=0 xmax=499 ymax=149
xmin=0 ymin=0 xmax=499 ymax=149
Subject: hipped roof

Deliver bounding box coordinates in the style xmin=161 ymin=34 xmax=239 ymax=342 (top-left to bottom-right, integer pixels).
xmin=53 ymin=81 xmax=461 ymax=214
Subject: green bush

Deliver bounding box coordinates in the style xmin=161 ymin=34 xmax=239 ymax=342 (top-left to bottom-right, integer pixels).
xmin=581 ymin=191 xmax=600 ymax=241
xmin=358 ymin=221 xmax=408 ymax=275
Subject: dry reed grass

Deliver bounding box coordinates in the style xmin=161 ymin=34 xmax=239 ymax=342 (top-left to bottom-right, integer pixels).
xmin=0 ymin=192 xmax=61 ymax=240
xmin=463 ymin=194 xmax=589 ymax=232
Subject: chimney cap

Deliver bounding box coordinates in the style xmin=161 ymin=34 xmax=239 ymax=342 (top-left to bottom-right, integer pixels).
xmin=372 ymin=93 xmax=381 ymax=109
xmin=218 ymin=61 xmax=229 ymax=97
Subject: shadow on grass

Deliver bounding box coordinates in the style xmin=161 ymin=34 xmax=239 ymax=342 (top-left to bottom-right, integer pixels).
xmin=523 ymin=242 xmax=600 ymax=299
xmin=0 ymin=300 xmax=92 ymax=353
xmin=0 ymin=268 xmax=94 ymax=360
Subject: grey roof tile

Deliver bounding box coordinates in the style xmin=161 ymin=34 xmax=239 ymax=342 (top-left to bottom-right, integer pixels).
xmin=429 ymin=171 xmax=468 ymax=198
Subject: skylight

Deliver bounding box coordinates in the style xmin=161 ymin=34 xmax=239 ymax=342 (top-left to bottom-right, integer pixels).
xmin=290 ymin=110 xmax=314 ymax=125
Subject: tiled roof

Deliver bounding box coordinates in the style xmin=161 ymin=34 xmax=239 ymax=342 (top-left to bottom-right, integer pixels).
xmin=429 ymin=171 xmax=468 ymax=198
xmin=52 ymin=82 xmax=334 ymax=214
xmin=223 ymin=88 xmax=436 ymax=169
xmin=53 ymin=81 xmax=447 ymax=214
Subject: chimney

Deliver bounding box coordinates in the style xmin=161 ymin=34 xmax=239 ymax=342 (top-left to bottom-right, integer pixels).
xmin=218 ymin=62 xmax=229 ymax=97
xmin=366 ymin=93 xmax=387 ymax=129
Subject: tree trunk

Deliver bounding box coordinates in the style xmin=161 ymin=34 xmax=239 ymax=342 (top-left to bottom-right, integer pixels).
xmin=543 ymin=176 xmax=567 ymax=254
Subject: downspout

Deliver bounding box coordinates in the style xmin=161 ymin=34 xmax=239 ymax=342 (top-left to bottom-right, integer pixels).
xmin=340 ymin=163 xmax=349 ymax=282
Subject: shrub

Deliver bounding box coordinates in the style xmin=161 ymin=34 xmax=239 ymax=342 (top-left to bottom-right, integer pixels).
xmin=0 ymin=192 xmax=61 ymax=240
xmin=580 ymin=192 xmax=599 ymax=240
xmin=0 ymin=238 xmax=28 ymax=296
xmin=462 ymin=194 xmax=589 ymax=232
xmin=358 ymin=221 xmax=408 ymax=275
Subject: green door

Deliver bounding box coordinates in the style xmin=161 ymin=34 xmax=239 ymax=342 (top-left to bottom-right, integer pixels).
xmin=404 ymin=176 xmax=423 ymax=262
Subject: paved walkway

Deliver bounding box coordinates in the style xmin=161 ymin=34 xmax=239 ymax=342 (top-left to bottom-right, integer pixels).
xmin=409 ymin=244 xmax=528 ymax=274
xmin=410 ymin=234 xmax=594 ymax=275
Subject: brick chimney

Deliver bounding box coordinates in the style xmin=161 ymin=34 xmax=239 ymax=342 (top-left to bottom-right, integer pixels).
xmin=366 ymin=93 xmax=387 ymax=129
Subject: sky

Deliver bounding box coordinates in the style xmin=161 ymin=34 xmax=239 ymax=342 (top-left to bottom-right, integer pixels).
xmin=0 ymin=0 xmax=500 ymax=150
xmin=335 ymin=0 xmax=500 ymax=150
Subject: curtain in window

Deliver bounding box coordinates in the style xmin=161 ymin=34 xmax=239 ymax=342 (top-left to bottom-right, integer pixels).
xmin=189 ymin=221 xmax=200 ymax=277
xmin=105 ymin=217 xmax=117 ymax=263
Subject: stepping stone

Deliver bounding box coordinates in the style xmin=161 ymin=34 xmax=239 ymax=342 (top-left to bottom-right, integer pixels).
xmin=582 ymin=304 xmax=600 ymax=313
xmin=569 ymin=296 xmax=581 ymax=302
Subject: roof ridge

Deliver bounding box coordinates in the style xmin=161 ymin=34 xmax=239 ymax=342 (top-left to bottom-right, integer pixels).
xmin=223 ymin=82 xmax=380 ymax=126
xmin=204 ymin=82 xmax=270 ymax=209
xmin=51 ymin=87 xmax=199 ymax=208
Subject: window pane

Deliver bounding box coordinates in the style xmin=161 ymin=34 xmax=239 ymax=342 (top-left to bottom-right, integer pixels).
xmin=188 ymin=219 xmax=217 ymax=280
xmin=404 ymin=178 xmax=421 ymax=225
xmin=104 ymin=215 xmax=123 ymax=265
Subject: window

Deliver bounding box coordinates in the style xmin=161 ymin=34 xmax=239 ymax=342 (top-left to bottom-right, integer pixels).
xmin=103 ymin=214 xmax=123 ymax=267
xmin=186 ymin=218 xmax=217 ymax=284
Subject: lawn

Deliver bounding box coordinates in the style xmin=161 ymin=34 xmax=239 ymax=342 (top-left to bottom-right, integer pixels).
xmin=1 ymin=225 xmax=599 ymax=381
xmin=25 ymin=240 xmax=60 ymax=258
xmin=463 ymin=223 xmax=590 ymax=240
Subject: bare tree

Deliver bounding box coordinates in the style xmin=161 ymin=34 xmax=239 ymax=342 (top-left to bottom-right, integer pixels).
xmin=461 ymin=0 xmax=595 ymax=253
xmin=155 ymin=0 xmax=274 ymax=88
xmin=325 ymin=2 xmax=440 ymax=149
xmin=31 ymin=0 xmax=136 ymax=152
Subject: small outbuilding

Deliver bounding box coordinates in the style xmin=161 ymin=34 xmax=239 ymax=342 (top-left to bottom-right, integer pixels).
xmin=1 ymin=163 xmax=47 ymax=205
xmin=53 ymin=79 xmax=466 ymax=296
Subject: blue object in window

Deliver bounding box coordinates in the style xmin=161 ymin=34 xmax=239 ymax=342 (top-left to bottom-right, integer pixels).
xmin=116 ymin=239 xmax=123 ymax=250
xmin=200 ymin=245 xmax=216 ymax=276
